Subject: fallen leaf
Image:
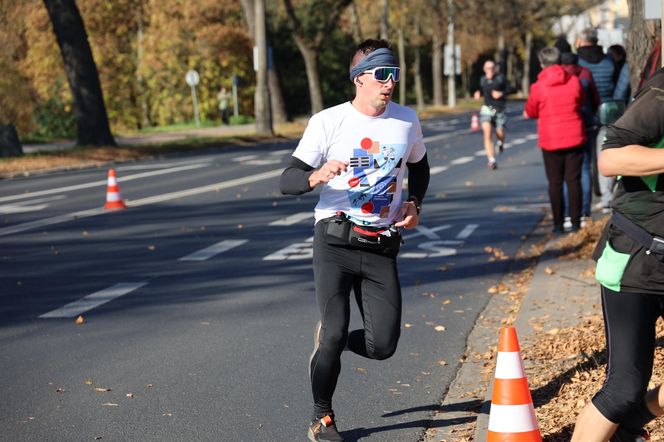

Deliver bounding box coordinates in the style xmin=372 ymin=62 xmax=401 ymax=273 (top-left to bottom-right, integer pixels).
xmin=404 ymin=323 xmax=412 ymax=328
xmin=102 ymin=403 xmax=118 ymax=407
xmin=544 ymin=267 xmax=555 ymax=275
xmin=85 ymin=380 xmax=93 ymax=385
xmin=75 ymin=315 xmax=84 ymax=325
xmin=434 ymin=325 xmax=446 ymax=332
xmin=126 ymin=393 xmax=134 ymax=398
xmin=95 ymin=387 xmax=111 ymax=392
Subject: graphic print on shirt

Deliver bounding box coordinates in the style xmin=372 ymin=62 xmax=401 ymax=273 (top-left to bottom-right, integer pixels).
xmin=347 ymin=136 xmax=405 ymax=218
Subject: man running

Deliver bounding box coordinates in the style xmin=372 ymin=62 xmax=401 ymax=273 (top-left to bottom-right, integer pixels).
xmin=474 ymin=59 xmax=508 ymax=170
xmin=279 ymin=39 xmax=430 ymax=441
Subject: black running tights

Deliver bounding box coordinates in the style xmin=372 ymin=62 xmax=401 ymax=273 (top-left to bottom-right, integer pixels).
xmin=592 ymin=285 xmax=664 ymax=425
xmin=310 ymin=221 xmax=402 ymax=417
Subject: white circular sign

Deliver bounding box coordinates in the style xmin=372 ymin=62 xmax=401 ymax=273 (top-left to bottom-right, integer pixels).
xmin=185 ymin=70 xmax=200 ymax=87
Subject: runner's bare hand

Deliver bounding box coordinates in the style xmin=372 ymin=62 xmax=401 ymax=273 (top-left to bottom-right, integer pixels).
xmin=394 ymin=201 xmax=419 ymax=229
xmin=309 ymin=160 xmax=349 ymax=187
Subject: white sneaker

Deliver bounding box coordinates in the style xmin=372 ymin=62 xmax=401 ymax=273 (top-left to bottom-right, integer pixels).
xmin=580 ymin=216 xmax=589 ymax=228
xmin=563 ymin=217 xmax=572 ymax=232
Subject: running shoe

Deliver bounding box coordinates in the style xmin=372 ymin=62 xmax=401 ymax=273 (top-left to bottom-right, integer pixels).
xmin=308 ymin=414 xmax=344 ymax=442
xmin=496 ymin=140 xmax=504 ymax=154
xmin=309 ymin=321 xmax=322 ymax=378
xmin=611 ymin=427 xmax=650 ymax=441
xmin=488 ymin=158 xmax=497 ymax=170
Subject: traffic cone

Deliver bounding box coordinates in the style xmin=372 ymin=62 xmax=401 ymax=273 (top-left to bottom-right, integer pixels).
xmin=471 ymin=113 xmax=480 ymax=131
xmin=487 ymin=326 xmax=542 ymax=442
xmin=103 ymin=168 xmax=126 ymax=210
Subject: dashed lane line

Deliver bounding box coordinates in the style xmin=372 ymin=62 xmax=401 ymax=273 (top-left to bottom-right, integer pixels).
xmin=179 ymin=240 xmax=248 ymax=261
xmin=269 ymin=212 xmax=313 ymax=226
xmin=39 ymin=282 xmax=148 ymax=319
xmin=0 ymin=163 xmax=208 ymax=204
xmin=0 ymin=168 xmax=284 ymax=237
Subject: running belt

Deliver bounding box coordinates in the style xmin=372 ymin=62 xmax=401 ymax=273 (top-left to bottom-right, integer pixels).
xmin=611 ymin=210 xmax=664 ymax=255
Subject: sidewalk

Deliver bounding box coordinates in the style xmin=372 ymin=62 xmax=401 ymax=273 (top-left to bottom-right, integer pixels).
xmin=426 ymin=216 xmax=603 ymax=442
xmin=22 ymin=123 xmax=258 ymax=154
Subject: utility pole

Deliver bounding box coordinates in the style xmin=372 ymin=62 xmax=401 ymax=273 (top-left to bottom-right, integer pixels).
xmin=254 ymin=0 xmax=273 ymax=135
xmin=446 ymin=0 xmax=456 ymax=108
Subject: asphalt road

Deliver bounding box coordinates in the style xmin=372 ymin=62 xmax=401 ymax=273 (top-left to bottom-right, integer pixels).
xmin=0 ymin=105 xmax=547 ymax=441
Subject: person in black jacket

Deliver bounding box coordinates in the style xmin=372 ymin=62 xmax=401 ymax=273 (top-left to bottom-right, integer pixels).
xmin=576 ymin=27 xmax=617 ymax=213
xmin=571 ymin=68 xmax=664 ymax=442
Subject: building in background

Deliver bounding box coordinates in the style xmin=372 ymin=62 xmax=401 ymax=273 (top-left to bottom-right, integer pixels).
xmin=553 ymin=0 xmax=629 ymax=49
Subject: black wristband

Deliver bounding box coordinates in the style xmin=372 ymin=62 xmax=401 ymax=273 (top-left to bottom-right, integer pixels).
xmin=406 ymin=196 xmax=421 ymax=214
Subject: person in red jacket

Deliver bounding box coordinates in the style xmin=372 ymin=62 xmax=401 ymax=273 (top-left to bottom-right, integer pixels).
xmin=524 ymin=47 xmax=586 ymax=233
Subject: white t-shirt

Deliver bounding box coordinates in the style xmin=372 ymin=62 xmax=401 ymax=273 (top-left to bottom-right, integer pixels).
xmin=293 ymin=101 xmax=427 ymax=226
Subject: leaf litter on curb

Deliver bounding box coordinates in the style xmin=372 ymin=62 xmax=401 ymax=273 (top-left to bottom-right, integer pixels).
xmin=424 ymin=214 xmax=664 ymax=441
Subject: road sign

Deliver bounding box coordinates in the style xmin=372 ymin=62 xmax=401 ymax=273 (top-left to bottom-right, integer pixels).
xmin=444 ymin=44 xmax=461 ymax=76
xmin=185 ymin=70 xmax=200 ymax=87
xmin=185 ymin=70 xmax=200 ymax=126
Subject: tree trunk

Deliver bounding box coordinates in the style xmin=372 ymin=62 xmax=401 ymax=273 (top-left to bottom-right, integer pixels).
xmin=0 ymin=125 xmax=23 ymax=157
xmin=42 ymin=0 xmax=115 ymax=146
xmin=521 ymin=30 xmax=532 ymax=96
xmin=268 ymin=69 xmax=288 ymax=124
xmin=414 ymin=48 xmax=424 ymax=111
xmin=240 ymin=0 xmax=288 ymax=124
xmin=432 ymin=32 xmax=443 ymax=106
xmin=380 ymin=0 xmax=389 ymax=40
xmin=625 ymin=0 xmax=659 ymax=91
xmin=254 ymin=0 xmax=273 ymax=135
xmin=349 ymin=1 xmax=363 ymax=44
xmin=398 ymin=28 xmax=406 ymax=105
xmin=295 ymin=38 xmax=324 ymax=114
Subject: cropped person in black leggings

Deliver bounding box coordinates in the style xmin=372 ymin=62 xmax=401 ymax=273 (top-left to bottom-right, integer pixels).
xmin=571 ymin=68 xmax=664 ymax=442
xmin=279 ymin=39 xmax=429 ymax=442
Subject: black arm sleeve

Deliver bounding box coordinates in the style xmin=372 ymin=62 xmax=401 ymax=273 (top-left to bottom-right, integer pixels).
xmin=406 ymin=153 xmax=430 ymax=204
xmin=279 ymin=156 xmax=315 ymax=195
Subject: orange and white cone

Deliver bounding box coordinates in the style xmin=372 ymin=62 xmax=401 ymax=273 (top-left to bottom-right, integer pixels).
xmin=487 ymin=326 xmax=542 ymax=442
xmin=104 ymin=168 xmax=126 ymax=210
xmin=471 ymin=113 xmax=480 ymax=132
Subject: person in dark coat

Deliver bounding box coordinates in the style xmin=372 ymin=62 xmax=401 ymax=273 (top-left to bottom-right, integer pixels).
xmin=576 ymin=27 xmax=616 ymax=212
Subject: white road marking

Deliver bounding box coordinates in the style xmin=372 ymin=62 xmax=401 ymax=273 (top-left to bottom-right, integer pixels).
xmin=125 ymin=169 xmax=283 ymax=207
xmin=179 ymin=240 xmax=248 ymax=261
xmin=232 ymin=155 xmax=257 ymax=162
xmin=0 ymin=168 xmax=284 ymax=237
xmin=270 ymin=149 xmax=293 ymax=156
xmin=263 ymin=236 xmax=314 ymax=261
xmin=118 ymin=160 xmax=209 ymax=171
xmin=474 ymin=149 xmax=485 ymax=156
xmin=401 ymin=240 xmax=462 ymax=259
xmin=493 ymin=203 xmax=548 ymax=213
xmin=403 ymin=225 xmax=451 ymax=241
xmin=269 ymin=212 xmax=313 ymax=226
xmin=429 ymin=166 xmax=449 ymax=175
xmin=456 ymin=224 xmax=478 ymax=239
xmin=450 ymin=156 xmax=474 ymax=165
xmin=423 ymin=132 xmax=457 ymax=143
xmin=245 ymin=159 xmax=282 ymax=166
xmin=0 ymin=163 xmax=208 ymax=204
xmin=39 ymin=282 xmax=148 ymax=318
xmin=0 ymin=195 xmax=66 ymax=214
